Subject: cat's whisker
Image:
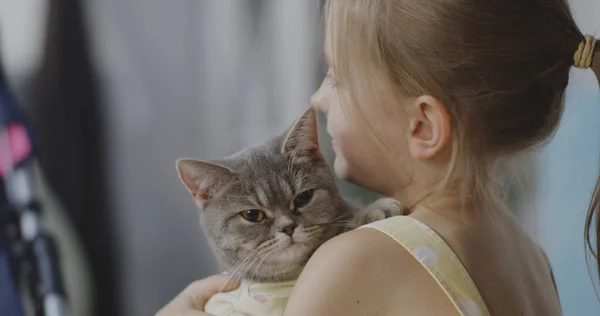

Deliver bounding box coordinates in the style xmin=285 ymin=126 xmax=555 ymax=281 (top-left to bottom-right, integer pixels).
xmin=330 ymin=220 xmax=359 ymax=226
xmin=223 ymin=255 xmax=261 ymax=291
xmin=239 ymin=247 xmax=271 ymax=281
xmin=311 ymin=213 xmax=354 ymax=227
xmin=249 ymin=244 xmax=280 ymax=282
xmin=320 ymin=219 xmax=355 ymax=225
xmin=313 ymin=221 xmax=357 ymax=229
xmin=221 ymin=255 xmax=255 ymax=291
xmin=220 ymin=238 xmax=278 ymax=291
xmin=221 ymin=244 xmax=269 ymax=291
xmin=302 ymin=226 xmax=323 ymax=233
xmin=323 ymin=223 xmax=358 ymax=228
xmin=303 ymin=229 xmax=324 ymax=238
xmin=235 ymin=241 xmax=279 ymax=283
xmin=303 ymin=226 xmax=327 ymax=238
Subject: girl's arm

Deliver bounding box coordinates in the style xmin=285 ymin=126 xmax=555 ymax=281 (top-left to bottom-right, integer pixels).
xmin=155 ymin=275 xmax=239 ymax=316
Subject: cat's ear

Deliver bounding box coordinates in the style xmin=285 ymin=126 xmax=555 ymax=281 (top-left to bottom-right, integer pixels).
xmin=176 ymin=158 xmax=235 ymax=202
xmin=281 ymin=107 xmax=322 ymax=160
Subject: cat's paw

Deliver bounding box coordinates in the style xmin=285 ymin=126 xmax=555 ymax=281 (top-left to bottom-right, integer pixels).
xmin=359 ymin=198 xmax=404 ymax=225
xmin=370 ymin=198 xmax=404 ymax=218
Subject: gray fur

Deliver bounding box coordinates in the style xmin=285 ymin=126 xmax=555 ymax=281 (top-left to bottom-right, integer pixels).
xmin=176 ymin=107 xmax=403 ymax=282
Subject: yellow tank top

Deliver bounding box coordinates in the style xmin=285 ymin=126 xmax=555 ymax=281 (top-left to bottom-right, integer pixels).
xmin=360 ymin=216 xmax=491 ymax=316
xmin=204 ymin=279 xmax=294 ymax=316
xmin=205 ymin=215 xmax=491 ymax=316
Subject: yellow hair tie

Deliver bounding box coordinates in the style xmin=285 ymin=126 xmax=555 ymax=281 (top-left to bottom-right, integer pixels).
xmin=573 ymin=35 xmax=597 ymax=69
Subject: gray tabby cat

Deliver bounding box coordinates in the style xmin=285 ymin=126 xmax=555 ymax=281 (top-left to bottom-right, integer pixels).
xmin=176 ymin=107 xmax=403 ymax=283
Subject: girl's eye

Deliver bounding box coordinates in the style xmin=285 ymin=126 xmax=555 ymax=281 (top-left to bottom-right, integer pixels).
xmin=324 ymin=70 xmax=338 ymax=88
xmin=240 ymin=209 xmax=266 ymax=222
xmin=293 ymin=189 xmax=315 ymax=209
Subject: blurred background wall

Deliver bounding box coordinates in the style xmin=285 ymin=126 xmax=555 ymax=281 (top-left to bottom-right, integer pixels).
xmin=0 ymin=0 xmax=599 ymax=315
xmin=87 ymin=1 xmax=324 ymax=315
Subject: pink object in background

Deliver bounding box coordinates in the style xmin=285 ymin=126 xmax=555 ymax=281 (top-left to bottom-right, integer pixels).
xmin=0 ymin=123 xmax=32 ymax=176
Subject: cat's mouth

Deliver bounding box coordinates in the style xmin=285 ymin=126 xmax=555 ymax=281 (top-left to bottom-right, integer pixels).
xmin=238 ymin=238 xmax=316 ymax=282
xmin=267 ymin=241 xmax=312 ymax=263
xmin=289 ymin=226 xmax=323 ymax=245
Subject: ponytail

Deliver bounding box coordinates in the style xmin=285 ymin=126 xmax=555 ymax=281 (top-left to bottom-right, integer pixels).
xmin=584 ymin=37 xmax=600 ymax=286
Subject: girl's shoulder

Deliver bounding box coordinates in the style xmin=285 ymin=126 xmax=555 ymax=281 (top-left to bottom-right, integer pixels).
xmin=284 ymin=225 xmax=449 ymax=316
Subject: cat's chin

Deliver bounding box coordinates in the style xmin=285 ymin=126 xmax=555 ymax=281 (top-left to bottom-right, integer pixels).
xmin=267 ymin=242 xmax=312 ymax=263
xmin=244 ymin=243 xmax=313 ymax=282
xmin=251 ymin=260 xmax=306 ymax=283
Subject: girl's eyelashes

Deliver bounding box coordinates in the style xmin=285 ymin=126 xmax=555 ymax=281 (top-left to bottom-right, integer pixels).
xmin=324 ymin=69 xmax=339 ymax=88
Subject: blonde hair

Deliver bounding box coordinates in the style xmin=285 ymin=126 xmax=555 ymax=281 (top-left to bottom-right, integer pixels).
xmin=325 ymin=0 xmax=600 ymax=278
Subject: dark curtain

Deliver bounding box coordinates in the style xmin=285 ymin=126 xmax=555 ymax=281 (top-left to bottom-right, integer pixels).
xmin=30 ymin=1 xmax=119 ymax=315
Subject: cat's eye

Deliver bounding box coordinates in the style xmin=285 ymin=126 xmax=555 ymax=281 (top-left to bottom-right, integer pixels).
xmin=240 ymin=209 xmax=265 ymax=222
xmin=293 ymin=189 xmax=314 ymax=209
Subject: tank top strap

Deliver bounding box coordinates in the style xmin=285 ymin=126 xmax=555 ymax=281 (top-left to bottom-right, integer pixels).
xmin=359 ymin=216 xmax=491 ymax=316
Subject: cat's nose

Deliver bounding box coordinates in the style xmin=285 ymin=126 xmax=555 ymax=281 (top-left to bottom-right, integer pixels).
xmin=281 ymin=224 xmax=296 ymax=237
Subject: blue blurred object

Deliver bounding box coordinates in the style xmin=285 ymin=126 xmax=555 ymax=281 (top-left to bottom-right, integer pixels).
xmin=0 ymin=81 xmax=29 ymax=316
xmin=0 ymin=234 xmax=25 ymax=316
xmin=0 ymin=47 xmax=68 ymax=315
xmin=0 ymin=233 xmax=25 ymax=316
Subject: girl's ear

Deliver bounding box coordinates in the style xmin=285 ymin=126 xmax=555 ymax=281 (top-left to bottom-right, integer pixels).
xmin=406 ymin=95 xmax=452 ymax=160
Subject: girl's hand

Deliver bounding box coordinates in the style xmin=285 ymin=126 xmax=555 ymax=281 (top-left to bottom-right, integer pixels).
xmin=155 ymin=274 xmax=239 ymax=316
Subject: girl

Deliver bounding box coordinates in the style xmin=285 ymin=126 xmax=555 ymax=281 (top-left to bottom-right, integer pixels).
xmin=158 ymin=0 xmax=600 ymax=315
